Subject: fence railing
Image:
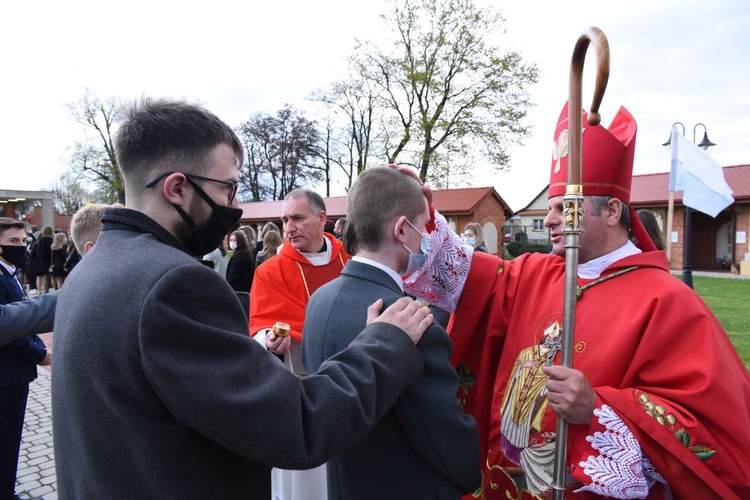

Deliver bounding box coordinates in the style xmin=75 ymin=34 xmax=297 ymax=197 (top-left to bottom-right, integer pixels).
xmin=502 ymin=225 xmax=552 ymax=257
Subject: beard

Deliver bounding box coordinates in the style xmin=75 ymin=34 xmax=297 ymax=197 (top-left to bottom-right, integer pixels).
xmin=173 ymin=194 xmax=211 ymax=248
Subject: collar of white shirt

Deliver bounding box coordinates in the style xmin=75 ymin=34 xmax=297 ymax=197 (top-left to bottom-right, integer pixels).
xmin=299 ymin=237 xmax=332 ymax=266
xmin=351 ymin=256 xmax=404 ymax=293
xmin=578 ymin=240 xmax=641 ymax=279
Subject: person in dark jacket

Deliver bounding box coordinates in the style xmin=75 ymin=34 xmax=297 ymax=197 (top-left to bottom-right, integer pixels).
xmin=0 ymin=217 xmax=50 ymax=499
xmin=52 ymin=98 xmax=433 ymax=498
xmin=33 ymin=225 xmax=54 ymax=294
xmin=303 ymin=168 xmax=480 ymax=498
xmin=226 ymin=229 xmax=254 ymax=292
xmin=51 ymin=232 xmax=67 ymax=290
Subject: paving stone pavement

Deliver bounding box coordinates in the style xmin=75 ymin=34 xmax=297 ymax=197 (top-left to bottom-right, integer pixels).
xmin=15 ymin=366 xmax=57 ymax=500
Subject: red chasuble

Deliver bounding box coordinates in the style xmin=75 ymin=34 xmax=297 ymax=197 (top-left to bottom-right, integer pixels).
xmin=249 ymin=233 xmax=349 ymax=342
xmin=450 ymin=250 xmax=750 ymax=499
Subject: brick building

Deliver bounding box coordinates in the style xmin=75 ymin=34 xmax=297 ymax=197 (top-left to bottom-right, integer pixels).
xmin=630 ymin=164 xmax=750 ymax=273
xmin=238 ymin=186 xmax=512 ymax=254
xmin=511 ymin=164 xmax=750 ymax=273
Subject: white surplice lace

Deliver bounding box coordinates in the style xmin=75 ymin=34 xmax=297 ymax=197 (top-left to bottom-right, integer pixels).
xmin=575 ymin=405 xmax=666 ymax=498
xmin=403 ymin=210 xmax=473 ymax=313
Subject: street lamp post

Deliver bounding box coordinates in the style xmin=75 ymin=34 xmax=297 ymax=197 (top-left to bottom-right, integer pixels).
xmin=662 ymin=122 xmax=717 ymax=289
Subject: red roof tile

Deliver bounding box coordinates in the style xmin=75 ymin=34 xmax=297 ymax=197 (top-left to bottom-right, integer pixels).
xmin=239 ymin=187 xmax=512 ymax=222
xmin=631 ymin=164 xmax=750 ymax=207
xmin=431 ymin=187 xmax=512 ymax=215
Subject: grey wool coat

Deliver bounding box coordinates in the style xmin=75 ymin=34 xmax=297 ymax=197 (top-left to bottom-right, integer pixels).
xmin=302 ymin=260 xmax=481 ymax=499
xmin=52 ymin=208 xmax=424 ymax=499
xmin=0 ymin=292 xmax=56 ymax=346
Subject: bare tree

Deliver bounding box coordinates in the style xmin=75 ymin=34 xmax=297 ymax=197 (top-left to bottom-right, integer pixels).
xmin=66 ymin=90 xmax=124 ymax=203
xmin=50 ymin=172 xmax=91 ymax=216
xmin=237 ymin=105 xmax=322 ymax=201
xmin=352 ymin=0 xmax=539 ymax=182
xmin=311 ymin=76 xmax=381 ymax=191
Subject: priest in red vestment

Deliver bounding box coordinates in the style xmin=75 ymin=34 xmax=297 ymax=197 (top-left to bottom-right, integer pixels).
xmin=249 ymin=188 xmax=350 ymax=500
xmin=403 ymin=103 xmax=750 ymax=499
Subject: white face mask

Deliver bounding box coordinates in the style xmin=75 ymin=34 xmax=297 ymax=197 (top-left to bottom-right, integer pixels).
xmin=401 ymin=220 xmax=430 ymax=276
xmin=229 ymin=241 xmax=237 ymax=250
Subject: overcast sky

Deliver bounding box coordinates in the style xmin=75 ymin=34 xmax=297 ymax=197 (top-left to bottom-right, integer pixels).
xmin=2 ymin=0 xmax=748 ymax=211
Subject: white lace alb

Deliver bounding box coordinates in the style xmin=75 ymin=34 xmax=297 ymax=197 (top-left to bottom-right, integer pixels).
xmin=575 ymin=405 xmax=665 ymax=498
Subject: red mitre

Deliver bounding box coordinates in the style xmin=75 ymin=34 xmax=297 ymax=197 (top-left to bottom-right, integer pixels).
xmin=548 ymin=102 xmax=656 ymax=252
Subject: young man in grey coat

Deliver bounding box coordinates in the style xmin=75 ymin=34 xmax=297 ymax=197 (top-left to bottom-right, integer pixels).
xmin=303 ymin=166 xmax=481 ymax=499
xmin=52 ymin=98 xmax=434 ymax=498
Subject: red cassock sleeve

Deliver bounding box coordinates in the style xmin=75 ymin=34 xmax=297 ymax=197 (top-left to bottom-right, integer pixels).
xmin=248 ymin=257 xmax=309 ymax=342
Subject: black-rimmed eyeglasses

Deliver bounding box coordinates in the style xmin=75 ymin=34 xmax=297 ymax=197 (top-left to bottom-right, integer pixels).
xmin=146 ymin=171 xmax=239 ymax=205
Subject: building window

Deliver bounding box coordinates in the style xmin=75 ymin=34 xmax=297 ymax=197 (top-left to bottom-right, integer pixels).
xmin=533 ymin=219 xmax=544 ymax=231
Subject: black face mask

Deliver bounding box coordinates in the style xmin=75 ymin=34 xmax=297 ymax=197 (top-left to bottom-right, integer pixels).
xmin=172 ymin=177 xmax=242 ymax=256
xmin=0 ymin=245 xmax=27 ymax=268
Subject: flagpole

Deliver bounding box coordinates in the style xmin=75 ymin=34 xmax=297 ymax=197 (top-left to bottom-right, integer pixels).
xmin=664 ymin=123 xmax=730 ymax=288
xmin=666 ymin=190 xmax=674 ymax=266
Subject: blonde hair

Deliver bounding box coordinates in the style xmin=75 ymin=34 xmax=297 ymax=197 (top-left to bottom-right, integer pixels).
xmin=71 ymin=204 xmax=109 ymax=254
xmin=463 ymin=222 xmax=484 ymax=249
xmin=52 ymin=232 xmax=67 ymax=251
xmin=260 ymin=230 xmax=283 ymax=256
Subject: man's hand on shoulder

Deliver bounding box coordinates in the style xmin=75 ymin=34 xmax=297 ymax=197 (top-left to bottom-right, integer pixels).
xmin=367 ymin=297 xmax=433 ymax=345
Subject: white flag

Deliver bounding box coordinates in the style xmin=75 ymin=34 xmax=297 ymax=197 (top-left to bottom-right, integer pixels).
xmin=668 ymin=128 xmax=734 ymax=217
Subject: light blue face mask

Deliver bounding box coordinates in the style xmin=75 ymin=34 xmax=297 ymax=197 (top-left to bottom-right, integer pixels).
xmin=402 ymin=220 xmax=430 ymax=276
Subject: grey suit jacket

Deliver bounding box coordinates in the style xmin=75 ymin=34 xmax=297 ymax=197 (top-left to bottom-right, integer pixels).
xmin=303 ymin=260 xmax=481 ymax=499
xmin=52 ymin=208 xmax=424 ymax=499
xmin=0 ymin=293 xmax=56 ymax=346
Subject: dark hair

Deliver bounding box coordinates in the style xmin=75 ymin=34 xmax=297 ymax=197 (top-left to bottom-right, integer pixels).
xmin=114 ymin=98 xmax=244 ymax=187
xmin=0 ymin=217 xmax=26 ymax=239
xmin=284 ymin=188 xmax=326 ymax=215
xmin=345 ymin=167 xmax=425 ymax=254
xmin=588 ymin=195 xmax=630 ymax=231
xmin=637 ymin=209 xmax=665 ymax=250
xmin=231 ymin=230 xmax=251 ymax=253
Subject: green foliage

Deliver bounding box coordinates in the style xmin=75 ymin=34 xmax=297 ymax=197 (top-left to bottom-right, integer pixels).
xmin=691 ymin=275 xmax=750 ymax=371
xmin=352 ymin=0 xmax=539 ymax=183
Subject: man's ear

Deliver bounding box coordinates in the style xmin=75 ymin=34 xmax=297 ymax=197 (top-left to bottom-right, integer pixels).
xmin=393 ymin=215 xmax=409 ymax=244
xmin=163 ymin=173 xmax=190 ymax=205
xmin=84 ymin=241 xmax=95 ymax=254
xmin=318 ymin=211 xmax=327 ymax=227
xmin=606 ymin=198 xmax=623 ymax=226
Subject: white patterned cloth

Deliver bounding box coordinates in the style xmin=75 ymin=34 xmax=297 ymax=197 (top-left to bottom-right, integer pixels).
xmin=403 ymin=210 xmax=473 ymax=312
xmin=575 ymin=405 xmax=666 ymax=498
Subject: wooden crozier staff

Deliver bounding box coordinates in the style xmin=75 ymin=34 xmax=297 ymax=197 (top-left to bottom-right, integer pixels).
xmin=550 ymin=27 xmax=610 ymax=500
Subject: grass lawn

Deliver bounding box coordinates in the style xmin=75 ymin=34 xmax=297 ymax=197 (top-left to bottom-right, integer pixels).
xmin=686 ymin=275 xmax=750 ymax=371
